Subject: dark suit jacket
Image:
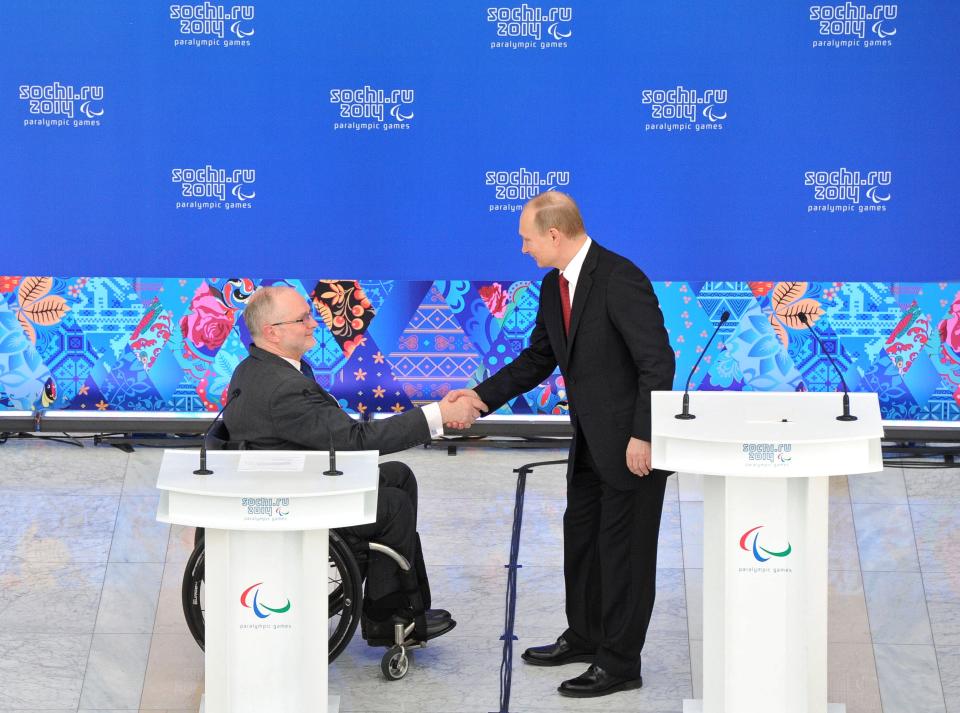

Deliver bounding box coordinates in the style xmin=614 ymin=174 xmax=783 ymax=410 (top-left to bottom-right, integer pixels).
xmin=474 ymin=241 xmax=675 ymax=490
xmin=224 ymin=344 xmax=431 ymax=454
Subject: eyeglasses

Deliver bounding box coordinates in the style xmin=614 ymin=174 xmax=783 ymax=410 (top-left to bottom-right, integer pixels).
xmin=269 ymin=314 xmax=315 ymax=327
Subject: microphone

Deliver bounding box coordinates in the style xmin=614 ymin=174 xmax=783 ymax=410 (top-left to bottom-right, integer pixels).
xmin=676 ymin=310 xmax=730 ymax=420
xmin=194 ymin=388 xmax=242 ymax=475
xmin=797 ymin=312 xmax=857 ymax=422
xmin=323 ymin=434 xmax=343 ymax=476
xmin=302 ymin=388 xmax=344 ymax=475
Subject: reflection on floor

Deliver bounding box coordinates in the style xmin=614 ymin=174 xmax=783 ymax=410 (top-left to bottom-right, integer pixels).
xmin=1 ymin=439 xmax=958 ymax=712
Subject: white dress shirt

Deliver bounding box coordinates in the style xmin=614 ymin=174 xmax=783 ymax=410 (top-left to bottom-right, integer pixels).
xmin=558 ymin=236 xmax=593 ymax=308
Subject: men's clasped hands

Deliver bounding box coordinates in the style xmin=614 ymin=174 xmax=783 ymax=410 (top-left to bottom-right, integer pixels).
xmin=444 ymin=389 xmax=653 ymax=477
xmin=438 ymin=390 xmax=487 ymax=431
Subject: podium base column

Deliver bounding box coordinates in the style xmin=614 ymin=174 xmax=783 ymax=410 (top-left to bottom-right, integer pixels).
xmin=682 ymin=700 xmax=845 ymax=713
xmin=200 ymin=694 xmax=340 ymax=713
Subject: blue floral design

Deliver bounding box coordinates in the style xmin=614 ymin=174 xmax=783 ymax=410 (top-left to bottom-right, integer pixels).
xmin=0 ymin=302 xmax=50 ymax=408
xmin=727 ymin=307 xmax=802 ymax=391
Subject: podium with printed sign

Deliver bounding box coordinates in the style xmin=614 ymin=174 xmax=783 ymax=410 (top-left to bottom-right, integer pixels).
xmin=651 ymin=391 xmax=883 ymax=713
xmin=156 ymin=449 xmax=379 ymax=713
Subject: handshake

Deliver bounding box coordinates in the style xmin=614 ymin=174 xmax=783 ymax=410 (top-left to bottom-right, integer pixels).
xmin=437 ymin=389 xmax=487 ymax=430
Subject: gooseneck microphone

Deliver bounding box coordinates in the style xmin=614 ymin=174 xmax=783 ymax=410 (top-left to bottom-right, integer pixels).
xmin=194 ymin=388 xmax=242 ymax=475
xmin=797 ymin=312 xmax=857 ymax=422
xmin=676 ymin=311 xmax=730 ymax=420
xmin=302 ymin=388 xmax=344 ymax=475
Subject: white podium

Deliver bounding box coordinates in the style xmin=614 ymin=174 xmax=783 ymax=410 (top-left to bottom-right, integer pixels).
xmin=156 ymin=449 xmax=379 ymax=713
xmin=651 ymin=391 xmax=883 ymax=713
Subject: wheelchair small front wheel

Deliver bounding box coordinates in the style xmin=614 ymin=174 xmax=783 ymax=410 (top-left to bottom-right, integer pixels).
xmin=381 ymin=645 xmax=409 ymax=681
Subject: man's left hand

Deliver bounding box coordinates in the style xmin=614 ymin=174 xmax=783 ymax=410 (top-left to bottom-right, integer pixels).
xmin=626 ymin=437 xmax=652 ymax=477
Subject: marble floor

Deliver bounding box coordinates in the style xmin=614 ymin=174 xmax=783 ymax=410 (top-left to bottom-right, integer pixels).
xmin=1 ymin=438 xmax=959 ymax=713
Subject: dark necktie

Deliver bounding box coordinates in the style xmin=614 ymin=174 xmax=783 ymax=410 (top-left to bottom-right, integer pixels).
xmin=300 ymin=359 xmax=316 ymax=380
xmin=558 ymin=274 xmax=571 ymax=335
xmin=301 ymin=361 xmax=340 ymax=408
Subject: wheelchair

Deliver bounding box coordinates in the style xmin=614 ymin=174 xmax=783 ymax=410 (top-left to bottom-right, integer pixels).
xmin=180 ymin=423 xmax=424 ymax=680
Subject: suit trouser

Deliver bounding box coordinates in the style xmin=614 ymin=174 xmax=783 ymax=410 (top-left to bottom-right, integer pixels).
xmin=561 ymin=436 xmax=668 ymax=679
xmin=338 ymin=461 xmax=431 ymax=610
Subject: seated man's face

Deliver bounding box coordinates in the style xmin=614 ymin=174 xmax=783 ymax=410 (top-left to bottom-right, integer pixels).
xmin=269 ymin=290 xmax=318 ymax=358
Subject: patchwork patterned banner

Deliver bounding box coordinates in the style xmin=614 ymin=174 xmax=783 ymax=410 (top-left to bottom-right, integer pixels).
xmin=1 ymin=276 xmax=958 ymax=422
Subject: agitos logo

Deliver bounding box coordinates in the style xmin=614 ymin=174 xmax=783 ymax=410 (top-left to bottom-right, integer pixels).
xmin=240 ymin=582 xmax=291 ymax=618
xmin=740 ymin=525 xmax=792 ymax=562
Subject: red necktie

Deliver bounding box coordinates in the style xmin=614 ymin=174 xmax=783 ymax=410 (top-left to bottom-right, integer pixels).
xmin=558 ymin=274 xmax=571 ymax=335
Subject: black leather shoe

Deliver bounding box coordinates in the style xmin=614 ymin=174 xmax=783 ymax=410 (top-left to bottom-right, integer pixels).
xmin=558 ymin=664 xmax=642 ymax=698
xmin=521 ymin=636 xmax=595 ymax=667
xmin=427 ymin=608 xmax=452 ymax=623
xmin=421 ymin=616 xmax=456 ymax=641
xmin=362 ymin=612 xmax=457 ymax=647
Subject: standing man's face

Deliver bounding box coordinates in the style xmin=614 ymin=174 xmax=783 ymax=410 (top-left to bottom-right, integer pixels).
xmin=519 ymin=209 xmax=558 ymax=269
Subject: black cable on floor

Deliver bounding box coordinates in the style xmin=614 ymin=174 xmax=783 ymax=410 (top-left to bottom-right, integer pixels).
xmin=496 ymin=459 xmax=567 ymax=713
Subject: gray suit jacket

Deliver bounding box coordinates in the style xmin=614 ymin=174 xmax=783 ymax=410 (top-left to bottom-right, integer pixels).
xmin=224 ymin=344 xmax=431 ymax=454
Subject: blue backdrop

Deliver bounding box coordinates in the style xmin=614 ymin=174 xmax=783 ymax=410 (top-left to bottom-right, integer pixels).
xmin=3 ymin=1 xmax=958 ymax=280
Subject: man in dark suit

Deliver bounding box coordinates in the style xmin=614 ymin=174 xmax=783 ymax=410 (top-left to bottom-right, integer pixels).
xmin=225 ymin=284 xmax=486 ymax=644
xmin=450 ymin=192 xmax=675 ymax=697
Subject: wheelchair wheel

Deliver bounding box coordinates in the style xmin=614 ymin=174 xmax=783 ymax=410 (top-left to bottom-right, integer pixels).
xmin=179 ymin=531 xmax=363 ymax=664
xmin=327 ymin=531 xmax=363 ymax=662
xmin=182 ymin=542 xmax=205 ymax=651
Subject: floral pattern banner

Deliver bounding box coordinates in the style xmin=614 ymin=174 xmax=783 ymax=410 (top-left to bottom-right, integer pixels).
xmin=0 ymin=276 xmax=958 ymax=423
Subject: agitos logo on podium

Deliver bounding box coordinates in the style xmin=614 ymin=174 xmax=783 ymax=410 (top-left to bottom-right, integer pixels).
xmin=739 ymin=525 xmax=793 ymax=563
xmin=240 ymin=582 xmax=292 ymax=619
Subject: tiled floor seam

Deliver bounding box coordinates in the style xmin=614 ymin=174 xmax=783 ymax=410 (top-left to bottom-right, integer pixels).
xmin=675 ymin=475 xmax=694 ymax=702
xmin=78 ymin=493 xmax=123 ymax=710
xmin=907 ymin=487 xmax=949 ymax=713
xmin=119 ymin=449 xmax=134 ymax=497
xmin=848 ymin=475 xmax=885 ymax=713
xmin=139 ymin=498 xmax=177 ymax=712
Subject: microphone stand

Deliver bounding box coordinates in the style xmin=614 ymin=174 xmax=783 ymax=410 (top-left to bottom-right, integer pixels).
xmin=797 ymin=313 xmax=857 ymax=422
xmin=676 ymin=310 xmax=730 ymax=420
xmin=323 ymin=434 xmax=342 ymax=476
xmin=194 ymin=388 xmax=242 ymax=475
xmin=302 ymin=387 xmax=344 ymax=475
